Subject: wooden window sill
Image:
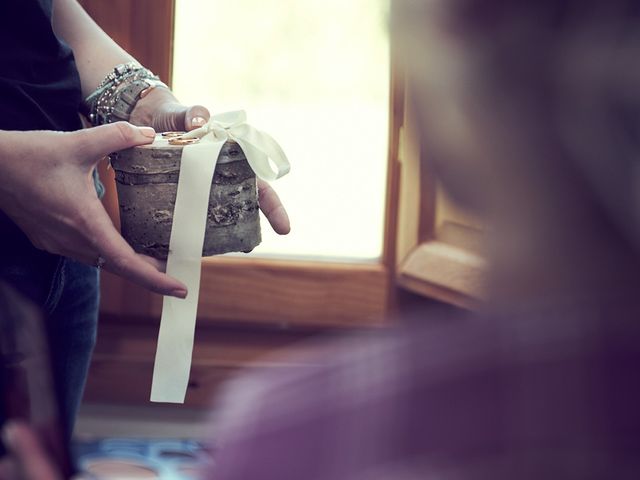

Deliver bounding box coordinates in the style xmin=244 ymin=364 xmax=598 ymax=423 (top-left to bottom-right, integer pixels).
xmin=397 ymin=241 xmax=486 ymax=309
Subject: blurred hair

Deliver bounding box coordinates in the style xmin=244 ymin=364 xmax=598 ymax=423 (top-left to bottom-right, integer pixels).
xmin=397 ymin=0 xmax=640 ymax=247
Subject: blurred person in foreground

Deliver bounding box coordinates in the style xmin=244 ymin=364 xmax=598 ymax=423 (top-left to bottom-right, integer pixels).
xmin=209 ymin=0 xmax=640 ymax=478
xmin=3 ymin=0 xmax=640 ymax=478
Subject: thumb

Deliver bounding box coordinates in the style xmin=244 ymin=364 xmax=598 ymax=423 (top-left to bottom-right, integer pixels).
xmin=184 ymin=105 xmax=210 ymax=131
xmin=75 ymin=122 xmax=156 ymax=163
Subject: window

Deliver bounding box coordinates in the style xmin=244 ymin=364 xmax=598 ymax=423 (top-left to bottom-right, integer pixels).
xmin=173 ymin=0 xmax=390 ymax=261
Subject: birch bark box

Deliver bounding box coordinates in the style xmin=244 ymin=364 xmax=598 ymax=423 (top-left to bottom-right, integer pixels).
xmin=110 ymin=135 xmax=261 ymax=260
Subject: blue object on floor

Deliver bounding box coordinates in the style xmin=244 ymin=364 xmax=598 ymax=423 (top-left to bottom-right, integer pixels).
xmin=73 ymin=438 xmax=213 ymax=479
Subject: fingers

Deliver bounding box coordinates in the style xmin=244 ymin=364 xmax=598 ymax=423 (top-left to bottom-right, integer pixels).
xmin=103 ymin=252 xmax=185 ymax=297
xmin=139 ymin=254 xmax=167 ymax=273
xmin=127 ymin=86 xmax=209 ymax=131
xmin=257 ymin=179 xmax=291 ymax=235
xmin=184 ymin=105 xmax=210 ymax=131
xmin=74 ymin=122 xmax=155 ymax=164
xmin=2 ymin=423 xmax=62 ymax=480
xmin=83 ymin=202 xmax=188 ymax=297
xmin=148 ymin=102 xmax=210 ymax=132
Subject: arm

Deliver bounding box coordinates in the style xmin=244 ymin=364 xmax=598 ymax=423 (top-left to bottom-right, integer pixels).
xmin=52 ymin=0 xmax=134 ymax=96
xmin=51 ymin=0 xmax=289 ymax=231
xmin=50 ymin=0 xmax=290 ymax=233
xmin=51 ymin=0 xmax=206 ymax=131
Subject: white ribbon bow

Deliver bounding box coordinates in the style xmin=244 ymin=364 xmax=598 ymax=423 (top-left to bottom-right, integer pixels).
xmin=182 ymin=110 xmax=290 ymax=181
xmin=150 ymin=111 xmax=290 ymax=403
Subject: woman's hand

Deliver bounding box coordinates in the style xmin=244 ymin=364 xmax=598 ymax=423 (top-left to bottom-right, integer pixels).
xmin=129 ymin=85 xmax=211 ymax=133
xmin=0 ymin=123 xmax=188 ymax=297
xmin=130 ymin=88 xmax=291 ymax=235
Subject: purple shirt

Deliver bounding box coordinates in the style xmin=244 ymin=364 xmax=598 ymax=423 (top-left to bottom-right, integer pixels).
xmin=206 ymin=301 xmax=640 ymax=479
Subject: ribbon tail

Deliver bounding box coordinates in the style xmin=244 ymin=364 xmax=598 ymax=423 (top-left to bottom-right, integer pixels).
xmin=150 ymin=139 xmax=226 ymax=403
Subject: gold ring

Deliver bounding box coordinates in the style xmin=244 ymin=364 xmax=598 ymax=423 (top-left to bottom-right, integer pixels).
xmin=161 ymin=131 xmax=186 ymax=138
xmin=168 ymin=137 xmax=201 ymax=146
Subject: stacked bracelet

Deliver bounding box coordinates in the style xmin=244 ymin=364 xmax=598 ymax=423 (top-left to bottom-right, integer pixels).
xmin=83 ymin=62 xmax=169 ymax=126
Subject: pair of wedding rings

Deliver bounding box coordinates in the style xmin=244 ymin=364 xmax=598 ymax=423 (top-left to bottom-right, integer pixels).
xmin=161 ymin=131 xmax=200 ymax=146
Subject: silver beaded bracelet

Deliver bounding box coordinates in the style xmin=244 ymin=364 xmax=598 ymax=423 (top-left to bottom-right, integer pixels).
xmin=83 ymin=62 xmax=169 ymax=126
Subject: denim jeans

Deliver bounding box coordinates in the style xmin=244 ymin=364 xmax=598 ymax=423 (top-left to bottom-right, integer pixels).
xmin=0 ymin=223 xmax=99 ymax=435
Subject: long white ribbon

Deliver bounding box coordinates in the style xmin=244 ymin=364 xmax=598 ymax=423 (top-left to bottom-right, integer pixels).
xmin=150 ymin=110 xmax=290 ymax=403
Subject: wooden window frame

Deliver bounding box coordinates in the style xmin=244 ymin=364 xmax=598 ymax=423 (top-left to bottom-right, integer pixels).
xmin=392 ymin=78 xmax=487 ymax=310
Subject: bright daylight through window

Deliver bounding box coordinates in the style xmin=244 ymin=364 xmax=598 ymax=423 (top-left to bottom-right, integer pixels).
xmin=173 ymin=0 xmax=390 ymax=260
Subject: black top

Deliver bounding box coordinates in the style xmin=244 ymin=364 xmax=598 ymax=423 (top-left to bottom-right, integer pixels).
xmin=0 ymin=0 xmax=83 ymax=131
xmin=0 ymin=0 xmax=85 ymax=246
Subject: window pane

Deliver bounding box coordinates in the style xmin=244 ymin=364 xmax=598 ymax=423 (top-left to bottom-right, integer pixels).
xmin=173 ymin=0 xmax=390 ymax=260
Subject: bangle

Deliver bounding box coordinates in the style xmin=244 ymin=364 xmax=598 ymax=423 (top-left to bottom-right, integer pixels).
xmin=82 ymin=62 xmax=169 ymax=126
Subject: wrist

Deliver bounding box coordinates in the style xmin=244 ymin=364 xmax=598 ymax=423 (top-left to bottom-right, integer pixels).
xmin=82 ymin=63 xmax=169 ymax=126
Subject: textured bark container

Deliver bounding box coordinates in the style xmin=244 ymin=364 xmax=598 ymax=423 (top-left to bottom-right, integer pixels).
xmin=110 ymin=137 xmax=261 ymax=260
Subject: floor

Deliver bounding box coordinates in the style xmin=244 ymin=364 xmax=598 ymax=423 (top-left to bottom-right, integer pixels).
xmin=75 ymin=402 xmax=212 ymax=439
